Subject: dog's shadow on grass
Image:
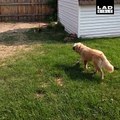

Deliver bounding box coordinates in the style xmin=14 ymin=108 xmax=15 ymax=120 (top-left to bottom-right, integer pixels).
xmin=56 ymin=62 xmax=100 ymax=83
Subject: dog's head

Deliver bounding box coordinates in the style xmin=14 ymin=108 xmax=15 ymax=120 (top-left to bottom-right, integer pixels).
xmin=73 ymin=42 xmax=83 ymax=53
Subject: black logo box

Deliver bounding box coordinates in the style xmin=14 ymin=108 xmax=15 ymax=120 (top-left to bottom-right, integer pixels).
xmin=96 ymin=0 xmax=114 ymax=14
xmin=96 ymin=0 xmax=114 ymax=7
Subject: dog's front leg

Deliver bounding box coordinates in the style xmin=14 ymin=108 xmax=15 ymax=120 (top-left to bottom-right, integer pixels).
xmin=100 ymin=69 xmax=104 ymax=80
xmin=84 ymin=60 xmax=88 ymax=70
xmin=97 ymin=67 xmax=104 ymax=80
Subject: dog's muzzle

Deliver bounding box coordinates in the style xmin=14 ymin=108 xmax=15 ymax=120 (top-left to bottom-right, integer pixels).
xmin=73 ymin=46 xmax=75 ymax=50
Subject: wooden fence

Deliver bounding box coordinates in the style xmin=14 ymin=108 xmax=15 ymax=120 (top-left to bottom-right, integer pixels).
xmin=0 ymin=0 xmax=53 ymax=22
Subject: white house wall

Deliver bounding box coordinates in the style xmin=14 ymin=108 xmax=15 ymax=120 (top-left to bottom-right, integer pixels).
xmin=58 ymin=0 xmax=79 ymax=36
xmin=79 ymin=5 xmax=120 ymax=38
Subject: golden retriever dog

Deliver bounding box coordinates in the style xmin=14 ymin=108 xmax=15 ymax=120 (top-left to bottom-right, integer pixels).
xmin=73 ymin=42 xmax=114 ymax=79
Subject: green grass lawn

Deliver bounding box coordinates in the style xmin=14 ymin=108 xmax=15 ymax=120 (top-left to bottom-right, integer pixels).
xmin=0 ymin=25 xmax=120 ymax=120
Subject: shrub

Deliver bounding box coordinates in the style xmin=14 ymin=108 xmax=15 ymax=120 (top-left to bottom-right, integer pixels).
xmin=47 ymin=0 xmax=57 ymax=21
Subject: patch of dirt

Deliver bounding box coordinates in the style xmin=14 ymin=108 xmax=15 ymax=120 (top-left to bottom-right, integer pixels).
xmin=0 ymin=44 xmax=31 ymax=60
xmin=35 ymin=93 xmax=45 ymax=99
xmin=0 ymin=22 xmax=47 ymax=33
xmin=0 ymin=22 xmax=47 ymax=60
xmin=55 ymin=78 xmax=63 ymax=87
xmin=35 ymin=89 xmax=46 ymax=99
xmin=41 ymin=83 xmax=48 ymax=88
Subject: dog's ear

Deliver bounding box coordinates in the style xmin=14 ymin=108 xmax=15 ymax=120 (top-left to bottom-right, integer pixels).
xmin=75 ymin=44 xmax=80 ymax=52
xmin=76 ymin=43 xmax=80 ymax=48
xmin=78 ymin=45 xmax=81 ymax=49
xmin=73 ymin=43 xmax=82 ymax=52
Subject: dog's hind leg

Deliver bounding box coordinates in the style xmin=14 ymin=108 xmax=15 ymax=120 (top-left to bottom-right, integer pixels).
xmin=94 ymin=61 xmax=104 ymax=80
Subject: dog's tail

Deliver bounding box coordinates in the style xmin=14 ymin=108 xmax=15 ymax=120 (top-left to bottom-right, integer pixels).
xmin=101 ymin=54 xmax=114 ymax=73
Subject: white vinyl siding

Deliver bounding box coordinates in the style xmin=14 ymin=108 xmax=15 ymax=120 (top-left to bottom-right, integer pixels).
xmin=58 ymin=0 xmax=79 ymax=36
xmin=79 ymin=5 xmax=120 ymax=38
